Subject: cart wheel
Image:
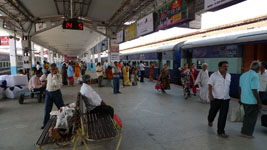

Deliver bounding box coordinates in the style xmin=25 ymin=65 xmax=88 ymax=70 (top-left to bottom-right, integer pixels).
xmin=37 ymin=94 xmax=42 ymax=103
xmin=19 ymin=94 xmax=24 ymax=104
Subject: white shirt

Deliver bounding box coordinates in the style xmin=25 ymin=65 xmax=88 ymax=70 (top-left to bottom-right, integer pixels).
xmin=46 ymin=73 xmax=62 ymax=92
xmin=140 ymin=63 xmax=145 ymax=71
xmin=259 ymin=69 xmax=267 ymax=92
xmin=80 ymin=83 xmax=102 ymax=106
xmin=208 ymin=71 xmax=231 ymax=100
xmin=40 ymin=74 xmax=47 ymax=82
xmin=36 ymin=64 xmax=41 ymax=70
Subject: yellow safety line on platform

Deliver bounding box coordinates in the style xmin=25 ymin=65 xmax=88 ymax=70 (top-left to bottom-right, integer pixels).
xmin=116 ymin=132 xmax=123 ymax=150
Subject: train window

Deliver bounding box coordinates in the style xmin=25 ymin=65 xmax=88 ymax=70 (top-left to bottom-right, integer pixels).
xmin=6 ymin=62 xmax=8 ymax=67
xmin=166 ymin=60 xmax=171 ymax=68
xmin=0 ymin=62 xmax=2 ymax=67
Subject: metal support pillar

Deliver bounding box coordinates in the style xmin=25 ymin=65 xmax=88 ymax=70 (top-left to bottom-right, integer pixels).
xmin=31 ymin=41 xmax=35 ymax=67
xmin=9 ymin=33 xmax=17 ymax=75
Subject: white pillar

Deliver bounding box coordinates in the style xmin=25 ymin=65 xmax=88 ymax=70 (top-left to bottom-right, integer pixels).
xmin=31 ymin=42 xmax=35 ymax=67
xmin=40 ymin=47 xmax=44 ymax=66
xmin=92 ymin=53 xmax=95 ymax=72
xmin=9 ymin=34 xmax=17 ymax=75
xmin=107 ymin=38 xmax=111 ymax=64
xmin=98 ymin=53 xmax=101 ymax=63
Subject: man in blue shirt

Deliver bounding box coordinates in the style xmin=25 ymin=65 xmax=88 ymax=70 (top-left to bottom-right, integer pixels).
xmin=239 ymin=61 xmax=262 ymax=138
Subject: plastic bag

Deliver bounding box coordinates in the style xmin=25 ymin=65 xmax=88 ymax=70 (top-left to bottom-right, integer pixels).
xmin=230 ymin=104 xmax=245 ymax=122
xmin=114 ymin=114 xmax=122 ymax=130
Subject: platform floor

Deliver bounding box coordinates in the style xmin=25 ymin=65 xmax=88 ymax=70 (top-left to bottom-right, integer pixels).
xmin=0 ymin=76 xmax=267 ymax=150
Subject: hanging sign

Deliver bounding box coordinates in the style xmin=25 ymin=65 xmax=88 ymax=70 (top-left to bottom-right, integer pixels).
xmin=117 ymin=30 xmax=124 ymax=43
xmin=157 ymin=0 xmax=188 ymax=30
xmin=124 ymin=24 xmax=136 ymax=41
xmin=137 ymin=13 xmax=154 ymax=37
xmin=62 ymin=20 xmax=83 ymax=30
xmin=0 ymin=36 xmax=9 ymax=46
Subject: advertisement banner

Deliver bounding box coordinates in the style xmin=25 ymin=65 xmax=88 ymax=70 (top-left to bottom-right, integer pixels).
xmin=111 ymin=53 xmax=120 ymax=62
xmin=205 ymin=0 xmax=233 ymax=10
xmin=124 ymin=24 xmax=136 ymax=41
xmin=0 ymin=36 xmax=10 ymax=46
xmin=110 ymin=39 xmax=119 ymax=53
xmin=116 ymin=30 xmax=124 ymax=43
xmin=157 ymin=0 xmax=188 ymax=30
xmin=137 ymin=13 xmax=154 ymax=37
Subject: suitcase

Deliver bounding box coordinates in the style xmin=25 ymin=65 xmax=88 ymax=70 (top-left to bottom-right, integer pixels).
xmin=261 ymin=114 xmax=267 ymax=128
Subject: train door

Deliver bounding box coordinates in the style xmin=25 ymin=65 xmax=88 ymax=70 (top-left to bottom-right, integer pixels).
xmin=184 ymin=49 xmax=193 ymax=66
xmin=243 ymin=43 xmax=267 ymax=72
xmin=173 ymin=49 xmax=181 ymax=85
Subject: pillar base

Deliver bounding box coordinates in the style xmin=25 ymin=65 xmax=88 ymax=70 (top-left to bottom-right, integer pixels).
xmin=10 ymin=66 xmax=17 ymax=75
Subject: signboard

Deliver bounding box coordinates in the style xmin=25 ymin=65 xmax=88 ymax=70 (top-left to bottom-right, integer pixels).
xmin=62 ymin=20 xmax=83 ymax=30
xmin=157 ymin=0 xmax=188 ymax=30
xmin=0 ymin=36 xmax=9 ymax=46
xmin=110 ymin=39 xmax=119 ymax=53
xmin=116 ymin=30 xmax=124 ymax=43
xmin=124 ymin=24 xmax=136 ymax=41
xmin=137 ymin=13 xmax=154 ymax=37
xmin=204 ymin=0 xmax=245 ymax=11
xmin=111 ymin=53 xmax=120 ymax=62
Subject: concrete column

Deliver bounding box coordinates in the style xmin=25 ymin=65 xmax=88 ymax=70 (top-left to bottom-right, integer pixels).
xmin=87 ymin=51 xmax=91 ymax=71
xmin=92 ymin=54 xmax=95 ymax=72
xmin=40 ymin=47 xmax=44 ymax=66
xmin=107 ymin=38 xmax=111 ymax=64
xmin=47 ymin=50 xmax=51 ymax=63
xmin=98 ymin=53 xmax=101 ymax=63
xmin=31 ymin=42 xmax=35 ymax=67
xmin=9 ymin=34 xmax=17 ymax=75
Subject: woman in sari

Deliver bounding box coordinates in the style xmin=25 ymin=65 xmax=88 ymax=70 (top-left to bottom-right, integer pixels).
xmin=190 ymin=63 xmax=198 ymax=96
xmin=122 ymin=63 xmax=130 ymax=86
xmin=149 ymin=62 xmax=154 ymax=81
xmin=179 ymin=64 xmax=191 ymax=96
xmin=61 ymin=63 xmax=68 ymax=85
xmin=195 ymin=63 xmax=209 ymax=103
xmin=159 ymin=64 xmax=170 ymax=93
xmin=131 ymin=63 xmax=138 ymax=86
xmin=74 ymin=63 xmax=80 ymax=79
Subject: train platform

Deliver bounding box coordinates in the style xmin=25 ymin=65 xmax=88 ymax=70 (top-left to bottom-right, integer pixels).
xmin=0 ymin=74 xmax=267 ymax=150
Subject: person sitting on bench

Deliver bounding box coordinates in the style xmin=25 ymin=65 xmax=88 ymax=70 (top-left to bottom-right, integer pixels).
xmin=80 ymin=74 xmax=114 ymax=117
xmin=29 ymin=70 xmax=46 ymax=95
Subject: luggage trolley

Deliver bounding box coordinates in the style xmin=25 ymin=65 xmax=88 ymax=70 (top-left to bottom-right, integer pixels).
xmin=18 ymin=89 xmax=45 ymax=104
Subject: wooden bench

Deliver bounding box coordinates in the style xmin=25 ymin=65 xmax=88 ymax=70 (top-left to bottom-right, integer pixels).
xmin=80 ymin=94 xmax=122 ymax=149
xmin=35 ymin=115 xmax=75 ymax=149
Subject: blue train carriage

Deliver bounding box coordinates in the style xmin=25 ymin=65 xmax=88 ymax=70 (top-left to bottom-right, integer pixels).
xmin=119 ymin=43 xmax=184 ymax=84
xmin=0 ymin=51 xmax=23 ymax=75
xmin=181 ymin=27 xmax=267 ymax=97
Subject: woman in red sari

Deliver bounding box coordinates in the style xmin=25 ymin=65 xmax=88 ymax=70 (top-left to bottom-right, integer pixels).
xmin=190 ymin=63 xmax=197 ymax=96
xmin=149 ymin=62 xmax=154 ymax=81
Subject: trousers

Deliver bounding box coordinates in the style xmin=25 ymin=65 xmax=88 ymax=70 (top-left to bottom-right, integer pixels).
xmin=208 ymin=99 xmax=230 ymax=134
xmin=43 ymin=90 xmax=64 ymax=127
xmin=241 ymin=104 xmax=259 ymax=136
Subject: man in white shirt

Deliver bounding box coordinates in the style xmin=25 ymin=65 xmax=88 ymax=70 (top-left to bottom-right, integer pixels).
xmin=42 ymin=63 xmax=65 ymax=129
xmin=259 ymin=62 xmax=267 ymax=105
xmin=207 ymin=61 xmax=231 ymax=138
xmin=139 ymin=61 xmax=145 ymax=82
xmin=80 ymin=74 xmax=114 ymax=117
xmin=29 ymin=70 xmax=46 ymax=97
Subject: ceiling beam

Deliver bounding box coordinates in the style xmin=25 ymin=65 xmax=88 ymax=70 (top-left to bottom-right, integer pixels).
xmin=79 ymin=0 xmax=85 ymax=16
xmin=84 ymin=0 xmax=92 ymax=17
xmin=5 ymin=0 xmax=34 ymax=22
xmin=54 ymin=0 xmax=60 ymax=15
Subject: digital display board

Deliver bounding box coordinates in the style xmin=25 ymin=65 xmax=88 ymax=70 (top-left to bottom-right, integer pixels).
xmin=62 ymin=20 xmax=83 ymax=30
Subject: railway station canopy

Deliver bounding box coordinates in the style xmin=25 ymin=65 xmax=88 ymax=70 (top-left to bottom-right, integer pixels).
xmin=0 ymin=0 xmax=248 ymax=56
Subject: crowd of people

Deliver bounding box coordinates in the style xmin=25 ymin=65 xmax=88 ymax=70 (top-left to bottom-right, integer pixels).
xmin=19 ymin=58 xmax=267 ymax=138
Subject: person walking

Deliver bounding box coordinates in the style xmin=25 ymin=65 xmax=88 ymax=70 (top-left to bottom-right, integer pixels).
xmin=179 ymin=64 xmax=191 ymax=97
xmin=112 ymin=61 xmax=121 ymax=94
xmin=239 ymin=61 xmax=262 ymax=138
xmin=67 ymin=62 xmax=74 ymax=86
xmin=61 ymin=63 xmax=68 ymax=86
xmin=149 ymin=62 xmax=154 ymax=81
xmin=159 ymin=64 xmax=170 ymax=93
xmin=207 ymin=61 xmax=231 ymax=138
xmin=140 ymin=61 xmax=145 ymax=82
xmin=74 ymin=63 xmax=80 ymax=80
xmin=96 ymin=62 xmax=103 ymax=87
xmin=259 ymin=61 xmax=267 ymax=105
xmin=195 ymin=63 xmax=210 ymax=103
xmin=131 ymin=63 xmax=138 ymax=86
xmin=122 ymin=63 xmax=130 ymax=86
xmin=190 ymin=63 xmax=197 ymax=96
xmin=41 ymin=63 xmax=64 ymax=129
xmin=81 ymin=61 xmax=86 ymax=76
